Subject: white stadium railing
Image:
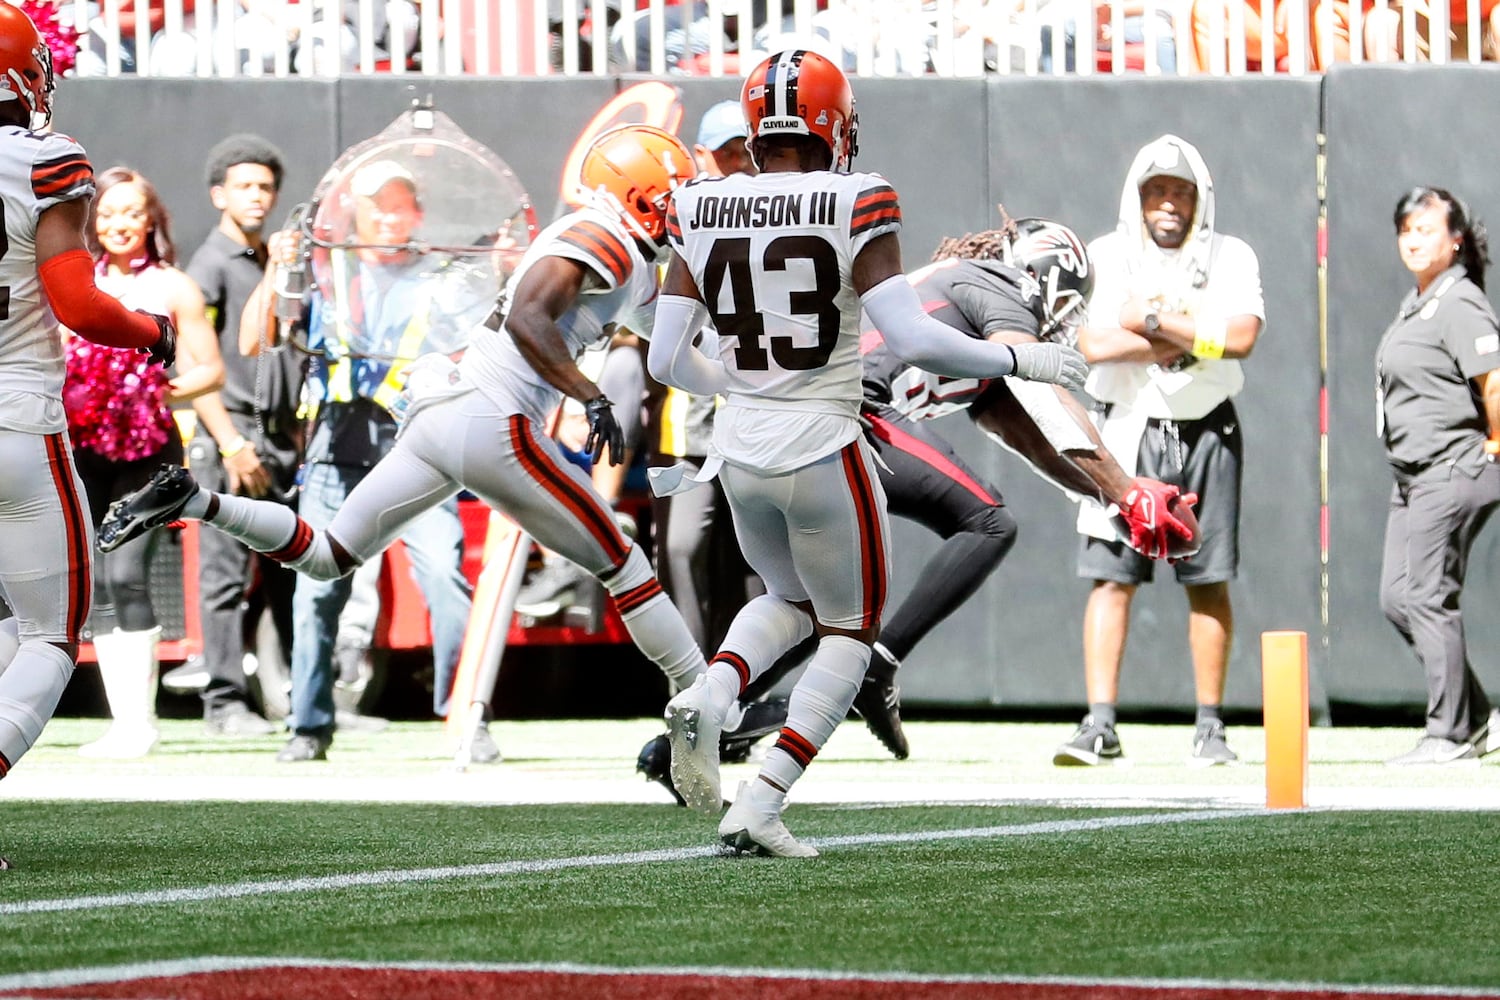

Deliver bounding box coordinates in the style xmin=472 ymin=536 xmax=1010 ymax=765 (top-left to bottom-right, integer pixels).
xmin=57 ymin=0 xmax=1495 ymax=79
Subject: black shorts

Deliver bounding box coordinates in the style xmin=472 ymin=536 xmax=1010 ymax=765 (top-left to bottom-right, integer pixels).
xmin=1077 ymin=398 xmax=1241 ymax=586
xmin=863 ymin=404 xmax=1006 ymax=532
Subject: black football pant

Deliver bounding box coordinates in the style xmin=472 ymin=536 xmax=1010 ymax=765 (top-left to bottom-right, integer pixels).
xmin=863 ymin=404 xmax=1017 ymax=663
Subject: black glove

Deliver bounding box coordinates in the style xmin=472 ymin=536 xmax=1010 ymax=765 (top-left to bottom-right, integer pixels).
xmin=584 ymin=395 xmax=625 ymax=466
xmin=136 ymin=310 xmax=177 ymax=369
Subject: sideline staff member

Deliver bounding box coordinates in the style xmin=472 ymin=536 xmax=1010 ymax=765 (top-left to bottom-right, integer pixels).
xmin=1378 ymin=186 xmax=1500 ymax=766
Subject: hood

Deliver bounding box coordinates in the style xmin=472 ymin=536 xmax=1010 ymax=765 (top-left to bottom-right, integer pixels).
xmin=1116 ymin=134 xmax=1215 ymax=296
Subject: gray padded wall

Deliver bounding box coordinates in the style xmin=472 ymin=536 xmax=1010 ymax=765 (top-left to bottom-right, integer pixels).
xmin=62 ymin=79 xmax=338 ymax=261
xmin=887 ymin=78 xmax=1324 ymax=714
xmin=52 ymin=75 xmax=1351 ymax=712
xmin=1323 ymin=65 xmax=1500 ymax=709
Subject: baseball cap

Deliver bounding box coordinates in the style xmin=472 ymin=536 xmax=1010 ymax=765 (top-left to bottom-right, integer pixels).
xmin=351 ymin=159 xmax=417 ymax=198
xmin=1138 ymin=142 xmax=1197 ymax=187
xmin=696 ymin=100 xmax=748 ymax=151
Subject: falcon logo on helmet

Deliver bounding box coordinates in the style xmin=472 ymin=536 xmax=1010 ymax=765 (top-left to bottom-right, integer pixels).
xmin=0 ymin=3 xmax=54 ymax=129
xmin=742 ymin=49 xmax=860 ymax=172
xmin=1004 ymin=218 xmax=1094 ymax=341
xmin=577 ymin=124 xmax=695 ymax=250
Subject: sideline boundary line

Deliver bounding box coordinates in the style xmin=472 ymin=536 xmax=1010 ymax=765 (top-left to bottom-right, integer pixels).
xmin=0 ymin=955 xmax=1496 ymax=997
xmin=0 ymin=808 xmax=1260 ymax=918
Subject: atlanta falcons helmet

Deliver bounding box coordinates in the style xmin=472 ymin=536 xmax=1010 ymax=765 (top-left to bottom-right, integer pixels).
xmin=742 ymin=49 xmax=859 ymax=172
xmin=1004 ymin=218 xmax=1093 ymax=341
xmin=0 ymin=4 xmax=53 ymax=128
xmin=577 ymin=124 xmax=695 ymax=247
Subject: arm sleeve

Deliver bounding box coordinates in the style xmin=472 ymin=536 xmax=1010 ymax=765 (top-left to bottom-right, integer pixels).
xmin=648 ymin=294 xmax=726 ymax=396
xmin=39 ymin=249 xmax=161 ymax=349
xmin=861 ymin=275 xmax=1018 ymax=379
xmin=1002 ymin=377 xmax=1098 ymax=452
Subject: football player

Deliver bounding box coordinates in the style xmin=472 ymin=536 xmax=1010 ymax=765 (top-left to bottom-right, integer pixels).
xmin=97 ymin=125 xmax=711 ymax=720
xmin=0 ymin=2 xmax=176 ymax=855
xmin=647 ymin=49 xmax=1087 ymax=856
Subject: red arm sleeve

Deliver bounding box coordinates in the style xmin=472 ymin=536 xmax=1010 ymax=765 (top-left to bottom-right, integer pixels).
xmin=38 ymin=249 xmax=161 ymax=349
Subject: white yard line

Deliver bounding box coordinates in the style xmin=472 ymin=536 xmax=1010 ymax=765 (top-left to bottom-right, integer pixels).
xmin=1 ymin=955 xmax=1497 ymax=997
xmin=0 ymin=809 xmax=1257 ymax=918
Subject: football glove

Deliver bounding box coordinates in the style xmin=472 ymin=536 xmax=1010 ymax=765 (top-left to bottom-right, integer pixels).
xmin=1119 ymin=477 xmax=1197 ymax=559
xmin=1009 ymin=341 xmax=1088 ymax=391
xmin=584 ymin=395 xmax=625 ymax=466
xmin=136 ymin=310 xmax=177 ymax=369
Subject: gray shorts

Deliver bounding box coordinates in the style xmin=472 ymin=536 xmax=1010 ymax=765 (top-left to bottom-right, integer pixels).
xmin=1077 ymin=398 xmax=1242 ymax=586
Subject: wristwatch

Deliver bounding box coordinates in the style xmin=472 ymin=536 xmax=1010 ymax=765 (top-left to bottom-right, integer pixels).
xmin=1143 ymin=312 xmax=1162 ymax=336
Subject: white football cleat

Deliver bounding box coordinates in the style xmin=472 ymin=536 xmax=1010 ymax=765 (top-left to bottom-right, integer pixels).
xmin=665 ymin=676 xmax=726 ymax=815
xmin=718 ymin=780 xmax=819 ymax=858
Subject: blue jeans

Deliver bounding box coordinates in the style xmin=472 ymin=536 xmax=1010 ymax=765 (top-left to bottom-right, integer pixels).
xmin=1039 ymin=12 xmax=1177 ymax=72
xmin=290 ymin=461 xmax=472 ymax=736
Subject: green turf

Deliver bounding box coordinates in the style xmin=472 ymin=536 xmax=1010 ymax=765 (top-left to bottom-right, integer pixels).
xmin=0 ymin=800 xmax=1495 ymax=989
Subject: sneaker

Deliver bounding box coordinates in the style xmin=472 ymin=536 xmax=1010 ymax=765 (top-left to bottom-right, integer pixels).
xmin=161 ymin=660 xmax=211 ymax=693
xmin=203 ymin=699 xmax=276 ymax=737
xmin=1052 ymin=714 xmax=1123 ymax=767
xmin=276 ymin=732 xmax=330 ymax=762
xmin=851 ymin=649 xmax=908 ymax=760
xmin=1387 ymin=734 xmax=1481 ymax=766
xmin=719 ymin=781 xmax=819 ymax=858
xmin=469 ymin=720 xmax=501 ymax=765
xmin=664 ymin=676 xmax=727 ymax=815
xmin=514 ymin=558 xmax=585 ymax=618
xmin=636 ymin=733 xmax=687 ymax=806
xmin=97 ymin=464 xmax=198 ymax=553
xmin=1189 ymin=720 xmax=1239 ymax=767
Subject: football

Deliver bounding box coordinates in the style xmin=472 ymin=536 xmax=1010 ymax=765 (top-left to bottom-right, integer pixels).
xmin=1113 ymin=489 xmax=1202 ymax=561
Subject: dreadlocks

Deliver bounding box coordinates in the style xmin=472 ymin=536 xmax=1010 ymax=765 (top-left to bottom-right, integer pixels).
xmin=931 ymin=229 xmax=1009 ymax=263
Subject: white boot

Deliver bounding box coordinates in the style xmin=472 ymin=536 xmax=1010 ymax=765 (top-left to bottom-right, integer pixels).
xmin=79 ymin=626 xmax=161 ymax=759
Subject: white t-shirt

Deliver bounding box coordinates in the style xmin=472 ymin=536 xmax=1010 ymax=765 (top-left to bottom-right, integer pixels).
xmin=1084 ymin=229 xmax=1264 ymax=421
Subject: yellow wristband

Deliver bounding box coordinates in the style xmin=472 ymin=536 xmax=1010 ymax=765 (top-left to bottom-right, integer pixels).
xmin=219 ymin=436 xmax=249 ymax=458
xmin=1191 ymin=318 xmax=1227 ymax=360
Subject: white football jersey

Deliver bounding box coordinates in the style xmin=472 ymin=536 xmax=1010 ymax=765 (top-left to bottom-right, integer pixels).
xmin=667 ymin=169 xmax=901 ymax=472
xmin=0 ymin=126 xmax=95 ymax=433
xmin=462 ymin=205 xmax=659 ymax=424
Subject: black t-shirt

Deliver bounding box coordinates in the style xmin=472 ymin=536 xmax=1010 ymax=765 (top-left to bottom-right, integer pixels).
xmin=860 ymin=258 xmax=1041 ymax=421
xmin=1377 ymin=266 xmax=1500 ymax=474
xmin=185 ymin=228 xmax=303 ymax=421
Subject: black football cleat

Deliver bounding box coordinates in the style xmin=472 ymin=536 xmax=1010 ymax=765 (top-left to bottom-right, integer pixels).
xmin=721 ymin=696 xmax=790 ymax=764
xmin=97 ymin=464 xmax=198 ymax=553
xmin=636 ymin=732 xmax=687 ymax=807
xmin=852 ymin=655 xmax=909 ymax=760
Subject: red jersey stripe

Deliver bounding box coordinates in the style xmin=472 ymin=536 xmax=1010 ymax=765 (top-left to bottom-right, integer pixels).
xmin=558 ymin=222 xmax=630 ymax=286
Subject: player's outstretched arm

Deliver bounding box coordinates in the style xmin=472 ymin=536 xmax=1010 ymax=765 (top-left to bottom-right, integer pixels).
xmin=856 ymin=235 xmax=1087 ymax=390
xmin=36 ymin=197 xmax=174 ymax=361
xmin=647 ymin=252 xmax=727 ymax=396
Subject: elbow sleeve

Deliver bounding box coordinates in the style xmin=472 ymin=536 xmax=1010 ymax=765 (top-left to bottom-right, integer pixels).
xmin=39 ymin=249 xmax=159 ymax=349
xmin=649 ymin=294 xmax=725 ymax=395
xmin=860 ymin=275 xmax=1017 ymax=379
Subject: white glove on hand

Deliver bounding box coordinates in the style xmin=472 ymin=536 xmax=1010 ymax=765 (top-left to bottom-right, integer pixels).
xmin=1009 ymin=342 xmax=1088 ymax=391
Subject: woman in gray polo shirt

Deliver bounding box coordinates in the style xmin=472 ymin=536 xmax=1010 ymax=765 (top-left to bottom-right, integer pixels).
xmin=1377 ymin=186 xmax=1500 ymax=766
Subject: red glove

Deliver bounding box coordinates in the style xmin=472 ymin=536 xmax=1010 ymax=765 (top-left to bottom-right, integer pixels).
xmin=1118 ymin=478 xmax=1197 ymax=559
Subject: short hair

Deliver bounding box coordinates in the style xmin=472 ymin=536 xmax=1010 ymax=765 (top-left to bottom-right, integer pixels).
xmin=932 ymin=229 xmax=1008 ymax=263
xmin=204 ymin=134 xmax=285 ymax=192
xmin=87 ymin=166 xmax=178 ymax=266
xmin=749 ymin=133 xmax=832 ymax=172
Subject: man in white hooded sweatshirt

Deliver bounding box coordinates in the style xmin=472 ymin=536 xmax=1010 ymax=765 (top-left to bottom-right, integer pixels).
xmin=1056 ymin=134 xmax=1265 ymax=769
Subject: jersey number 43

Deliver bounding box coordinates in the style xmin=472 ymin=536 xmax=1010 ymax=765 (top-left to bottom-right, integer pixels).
xmin=704 ymin=234 xmax=839 ymax=373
